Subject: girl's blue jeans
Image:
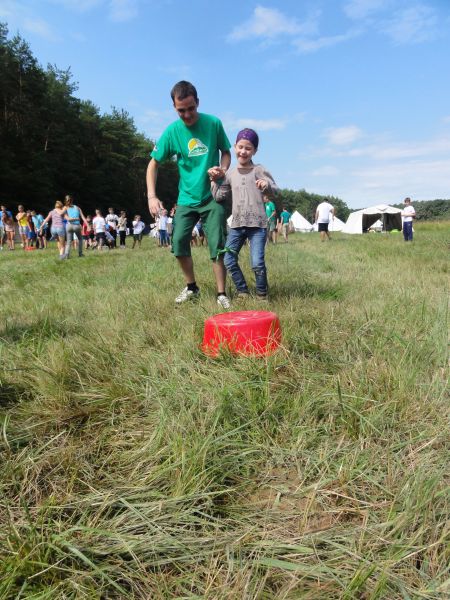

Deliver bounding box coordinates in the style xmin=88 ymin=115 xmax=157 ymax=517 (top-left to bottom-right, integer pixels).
xmin=224 ymin=227 xmax=268 ymax=296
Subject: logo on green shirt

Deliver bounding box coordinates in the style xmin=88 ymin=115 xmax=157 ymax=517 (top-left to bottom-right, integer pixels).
xmin=188 ymin=138 xmax=208 ymax=157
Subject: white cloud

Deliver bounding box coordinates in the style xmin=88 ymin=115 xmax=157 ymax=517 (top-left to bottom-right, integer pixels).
xmin=138 ymin=108 xmax=174 ymax=139
xmin=351 ymin=158 xmax=450 ymax=198
xmin=304 ymin=129 xmax=450 ymax=206
xmin=344 ymin=0 xmax=389 ymax=20
xmin=0 ymin=1 xmax=59 ymax=41
xmin=108 ymin=0 xmax=137 ymax=22
xmin=22 ymin=17 xmax=60 ymax=41
xmin=157 ymin=64 xmax=192 ymax=76
xmin=324 ymin=125 xmax=363 ymax=145
xmin=312 ymin=166 xmax=340 ymax=176
xmin=223 ymin=115 xmax=288 ymax=132
xmin=51 ymin=0 xmax=102 ymax=10
xmin=329 ymin=135 xmax=450 ymax=160
xmin=382 ymin=4 xmax=438 ymax=44
xmin=227 ymin=6 xmax=316 ymax=42
xmin=442 ymin=116 xmax=450 ymax=124
xmin=50 ymin=0 xmax=138 ymax=21
xmin=294 ymin=28 xmax=361 ymax=53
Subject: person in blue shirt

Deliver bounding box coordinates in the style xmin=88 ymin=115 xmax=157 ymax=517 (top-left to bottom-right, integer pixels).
xmin=63 ymin=195 xmax=88 ymax=258
xmin=31 ymin=210 xmax=45 ymax=249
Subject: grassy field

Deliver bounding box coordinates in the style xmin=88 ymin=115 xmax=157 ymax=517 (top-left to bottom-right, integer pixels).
xmin=0 ymin=222 xmax=448 ymax=599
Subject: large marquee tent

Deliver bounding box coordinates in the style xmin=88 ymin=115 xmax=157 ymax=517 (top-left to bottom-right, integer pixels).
xmin=342 ymin=204 xmax=402 ymax=234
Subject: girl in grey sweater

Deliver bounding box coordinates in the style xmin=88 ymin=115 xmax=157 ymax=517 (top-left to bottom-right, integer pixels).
xmin=210 ymin=128 xmax=278 ymax=300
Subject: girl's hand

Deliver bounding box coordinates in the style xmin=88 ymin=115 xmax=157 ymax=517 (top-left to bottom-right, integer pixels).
xmin=256 ymin=179 xmax=268 ymax=191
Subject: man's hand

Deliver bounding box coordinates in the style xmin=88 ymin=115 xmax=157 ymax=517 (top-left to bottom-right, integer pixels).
xmin=148 ymin=196 xmax=163 ymax=217
xmin=208 ymin=166 xmax=226 ymax=181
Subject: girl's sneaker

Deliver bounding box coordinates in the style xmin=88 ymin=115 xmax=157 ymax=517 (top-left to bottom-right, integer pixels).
xmin=217 ymin=294 xmax=231 ymax=309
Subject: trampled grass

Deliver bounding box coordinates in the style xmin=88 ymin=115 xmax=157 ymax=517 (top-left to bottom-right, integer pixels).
xmin=0 ymin=223 xmax=448 ymax=599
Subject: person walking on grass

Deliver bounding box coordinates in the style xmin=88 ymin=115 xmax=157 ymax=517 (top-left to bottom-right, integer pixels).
xmin=146 ymin=80 xmax=232 ymax=308
xmin=401 ymin=197 xmax=416 ymax=242
xmin=132 ymin=215 xmax=145 ymax=248
xmin=93 ymin=209 xmax=106 ymax=251
xmin=82 ymin=215 xmax=94 ymax=249
xmin=1 ymin=205 xmax=15 ymax=250
xmin=0 ymin=206 xmax=5 ymax=251
xmin=265 ymin=196 xmax=277 ymax=244
xmin=26 ymin=210 xmax=36 ymax=248
xmin=105 ymin=207 xmax=119 ymax=248
xmin=211 ymin=128 xmax=278 ymax=302
xmin=64 ymin=195 xmax=88 ymax=258
xmin=118 ymin=211 xmax=127 ymax=248
xmin=279 ymin=207 xmax=292 ymax=243
xmin=31 ymin=210 xmax=45 ymax=249
xmin=16 ymin=205 xmax=28 ymax=249
xmin=0 ymin=206 xmax=6 ymax=251
xmin=40 ymin=201 xmax=67 ymax=259
xmin=315 ymin=199 xmax=335 ymax=241
xmin=158 ymin=209 xmax=170 ymax=247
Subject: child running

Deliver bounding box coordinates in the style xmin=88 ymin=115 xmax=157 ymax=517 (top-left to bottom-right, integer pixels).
xmin=210 ymin=128 xmax=278 ymax=301
xmin=132 ymin=215 xmax=145 ymax=249
xmin=93 ymin=209 xmax=106 ymax=250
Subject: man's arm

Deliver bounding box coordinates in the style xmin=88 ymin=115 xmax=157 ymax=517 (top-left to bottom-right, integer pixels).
xmin=220 ymin=150 xmax=231 ymax=172
xmin=146 ymin=158 xmax=164 ymax=217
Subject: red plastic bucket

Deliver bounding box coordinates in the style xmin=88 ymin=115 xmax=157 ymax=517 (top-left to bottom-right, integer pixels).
xmin=202 ymin=310 xmax=282 ymax=357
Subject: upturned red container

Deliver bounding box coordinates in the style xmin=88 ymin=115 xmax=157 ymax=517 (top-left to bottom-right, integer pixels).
xmin=202 ymin=310 xmax=282 ymax=357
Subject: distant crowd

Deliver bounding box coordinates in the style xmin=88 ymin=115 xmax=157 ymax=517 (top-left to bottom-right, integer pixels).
xmin=0 ymin=196 xmax=175 ymax=259
xmin=0 ymin=194 xmax=296 ymax=261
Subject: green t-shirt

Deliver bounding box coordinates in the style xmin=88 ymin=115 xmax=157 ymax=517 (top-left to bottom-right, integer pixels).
xmin=265 ymin=201 xmax=276 ymax=223
xmin=151 ymin=113 xmax=231 ymax=207
xmin=280 ymin=210 xmax=291 ymax=224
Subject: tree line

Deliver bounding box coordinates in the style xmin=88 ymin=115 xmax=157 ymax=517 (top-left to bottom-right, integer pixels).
xmin=0 ymin=23 xmax=178 ymax=218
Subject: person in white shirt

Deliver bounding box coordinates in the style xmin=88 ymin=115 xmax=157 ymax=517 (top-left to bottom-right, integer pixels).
xmin=105 ymin=207 xmax=119 ymax=248
xmin=92 ymin=209 xmax=106 ymax=250
xmin=132 ymin=215 xmax=145 ymax=249
xmin=401 ymin=197 xmax=415 ymax=242
xmin=315 ymin=200 xmax=335 ymax=241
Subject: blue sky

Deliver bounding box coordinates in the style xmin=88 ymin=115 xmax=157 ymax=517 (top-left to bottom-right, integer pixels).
xmin=1 ymin=0 xmax=450 ymax=208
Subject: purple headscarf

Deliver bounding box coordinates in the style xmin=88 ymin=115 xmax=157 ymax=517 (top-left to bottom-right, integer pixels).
xmin=236 ymin=128 xmax=259 ymax=150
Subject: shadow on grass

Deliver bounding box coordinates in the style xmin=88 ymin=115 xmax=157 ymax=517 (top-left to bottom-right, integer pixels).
xmin=0 ymin=317 xmax=80 ymax=344
xmin=0 ymin=382 xmax=30 ymax=408
xmin=271 ymin=279 xmax=346 ymax=301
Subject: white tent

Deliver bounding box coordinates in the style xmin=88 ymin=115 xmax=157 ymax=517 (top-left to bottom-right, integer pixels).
xmin=342 ymin=204 xmax=402 ymax=234
xmin=313 ymin=216 xmax=345 ymax=232
xmin=291 ymin=211 xmax=313 ymax=232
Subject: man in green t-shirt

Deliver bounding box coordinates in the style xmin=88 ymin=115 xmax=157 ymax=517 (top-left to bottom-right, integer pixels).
xmin=264 ymin=197 xmax=277 ymax=244
xmin=147 ymin=81 xmax=231 ymax=307
xmin=279 ymin=207 xmax=291 ymax=243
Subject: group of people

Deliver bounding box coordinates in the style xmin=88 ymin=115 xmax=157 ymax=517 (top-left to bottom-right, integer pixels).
xmin=0 ymin=198 xmax=150 ymax=257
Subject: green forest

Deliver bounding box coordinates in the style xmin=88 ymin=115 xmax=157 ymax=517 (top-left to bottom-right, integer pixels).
xmin=1 ymin=23 xmax=448 ymax=222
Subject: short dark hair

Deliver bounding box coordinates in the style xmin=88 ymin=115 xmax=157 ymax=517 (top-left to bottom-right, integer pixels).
xmin=171 ymin=81 xmax=198 ymax=103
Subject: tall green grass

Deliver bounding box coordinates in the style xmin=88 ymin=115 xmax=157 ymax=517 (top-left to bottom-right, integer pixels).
xmin=0 ymin=223 xmax=448 ymax=599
